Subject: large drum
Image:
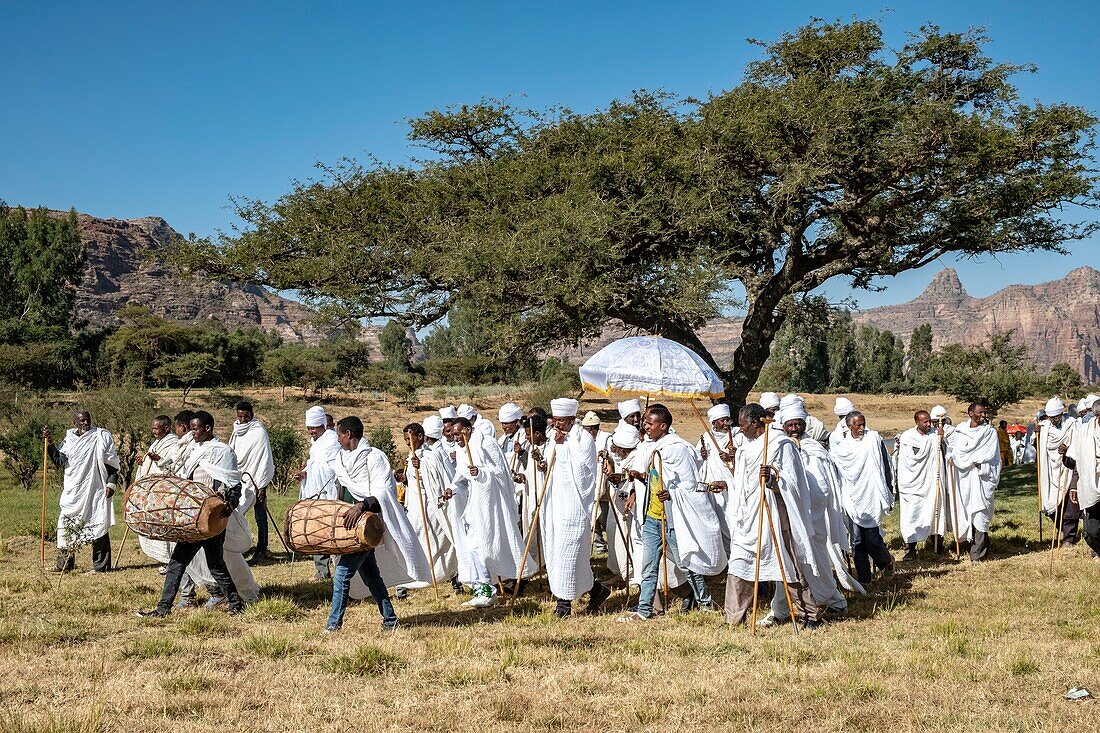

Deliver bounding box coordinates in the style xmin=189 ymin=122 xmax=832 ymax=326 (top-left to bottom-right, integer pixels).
xmin=285 ymin=499 xmax=384 ymax=555
xmin=123 ymin=475 xmax=229 ymax=543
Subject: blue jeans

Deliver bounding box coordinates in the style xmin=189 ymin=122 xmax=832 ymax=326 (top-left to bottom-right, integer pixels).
xmin=326 ymin=549 xmax=397 ymax=629
xmin=637 ymin=516 xmax=713 ymax=618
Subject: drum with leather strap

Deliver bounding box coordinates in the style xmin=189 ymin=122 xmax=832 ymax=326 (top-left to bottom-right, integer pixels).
xmin=123 ymin=475 xmax=229 ymax=543
xmin=285 ymin=499 xmax=385 ymax=555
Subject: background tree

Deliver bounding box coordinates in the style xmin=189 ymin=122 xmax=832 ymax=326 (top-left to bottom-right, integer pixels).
xmin=1044 ymin=362 xmax=1082 ymax=397
xmin=907 ymin=324 xmax=935 ymax=386
xmin=151 ymin=352 xmax=222 ymax=405
xmin=266 ymin=423 xmax=307 ymax=495
xmin=379 ymin=320 xmax=413 ymax=372
xmin=179 ymin=19 xmax=1097 ymax=404
xmin=922 ymin=331 xmax=1038 ymax=414
xmin=84 ymin=387 xmax=157 ymax=486
xmin=0 ymin=398 xmax=65 ymax=492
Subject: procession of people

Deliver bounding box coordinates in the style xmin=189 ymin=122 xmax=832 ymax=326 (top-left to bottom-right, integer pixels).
xmin=44 ymin=389 xmax=1099 ymax=634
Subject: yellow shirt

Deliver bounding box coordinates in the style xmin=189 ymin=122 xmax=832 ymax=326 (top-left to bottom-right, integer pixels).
xmin=646 ymin=462 xmax=665 ymax=521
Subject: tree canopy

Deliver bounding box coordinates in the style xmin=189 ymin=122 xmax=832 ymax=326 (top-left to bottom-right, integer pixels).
xmin=179 ymin=19 xmax=1098 ymax=404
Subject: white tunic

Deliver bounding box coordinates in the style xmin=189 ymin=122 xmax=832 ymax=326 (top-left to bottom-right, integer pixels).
xmin=946 ymin=422 xmax=1001 ymax=538
xmin=517 ymin=440 xmax=548 ymax=569
xmin=1037 ymin=420 xmax=1075 ymax=513
xmin=448 ymin=430 xmax=533 ymax=583
xmin=498 ymin=427 xmax=528 ymax=477
xmin=55 ymin=427 xmax=120 ymax=548
xmin=541 ymin=424 xmax=597 ymax=600
xmin=404 ymin=444 xmax=459 ymax=583
xmin=1068 ymin=418 xmax=1100 ymax=511
xmin=333 ymin=442 xmax=431 ymax=593
xmin=696 ymin=430 xmax=736 ymax=549
xmin=727 ymin=432 xmax=818 ymax=583
xmin=831 ymin=430 xmax=894 ymax=529
xmin=897 ymin=427 xmax=949 ymax=544
xmin=229 ymin=419 xmax=275 ymax=496
xmin=135 ymin=432 xmax=180 ymax=564
xmin=299 ymin=428 xmax=340 ymax=500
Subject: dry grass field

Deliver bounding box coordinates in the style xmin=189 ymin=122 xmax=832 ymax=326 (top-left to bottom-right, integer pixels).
xmin=0 ymin=389 xmax=1095 ymax=732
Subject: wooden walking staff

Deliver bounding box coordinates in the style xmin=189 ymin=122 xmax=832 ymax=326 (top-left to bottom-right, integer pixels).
xmin=509 ymin=452 xmax=557 ymax=606
xmin=1035 ymin=425 xmax=1044 ymax=545
xmin=406 ymin=435 xmax=440 ymax=599
xmin=938 ymin=432 xmax=962 ymax=558
xmin=40 ymin=435 xmax=49 ymax=569
xmin=749 ymin=419 xmax=798 ymax=635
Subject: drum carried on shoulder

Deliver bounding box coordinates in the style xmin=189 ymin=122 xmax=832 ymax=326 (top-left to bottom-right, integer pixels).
xmin=285 ymin=499 xmax=384 ymax=555
xmin=123 ymin=475 xmax=229 ymax=543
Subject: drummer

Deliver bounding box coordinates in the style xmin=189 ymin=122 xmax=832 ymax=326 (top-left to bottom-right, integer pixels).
xmin=137 ymin=411 xmax=246 ymax=618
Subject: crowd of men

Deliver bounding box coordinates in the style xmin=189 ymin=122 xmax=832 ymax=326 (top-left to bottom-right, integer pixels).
xmin=45 ymin=391 xmax=1099 ymax=633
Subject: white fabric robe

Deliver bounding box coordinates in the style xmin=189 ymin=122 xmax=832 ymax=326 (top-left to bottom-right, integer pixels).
xmin=796 ymin=437 xmax=864 ymax=595
xmin=56 ymin=427 xmax=121 ymax=548
xmin=299 ymin=428 xmax=340 ymax=500
xmin=696 ymin=430 xmax=736 ymax=550
xmin=897 ymin=427 xmax=949 ymax=544
xmin=1037 ymin=420 xmax=1075 ymax=513
xmin=448 ymin=430 xmax=533 ymax=583
xmin=229 ymin=419 xmax=276 ymax=495
xmin=637 ymin=432 xmax=727 ymax=576
xmin=135 ymin=432 xmax=180 ymax=564
xmin=474 ymin=418 xmax=497 ymax=439
xmin=499 ymin=427 xmax=528 ymax=477
xmin=727 ymin=432 xmax=819 ymax=583
xmin=1068 ymin=417 xmax=1100 ymax=511
xmin=333 ymin=442 xmax=431 ymax=595
xmin=805 ymin=414 xmax=830 ymax=445
xmin=831 ymin=430 xmax=894 ymax=529
xmin=178 ymin=438 xmax=260 ymax=602
xmin=404 ymin=444 xmax=459 ymax=584
xmin=541 ymin=424 xmax=597 ymax=600
xmin=946 ymin=422 xmax=1001 ymax=539
xmin=517 ymin=440 xmax=548 ymax=569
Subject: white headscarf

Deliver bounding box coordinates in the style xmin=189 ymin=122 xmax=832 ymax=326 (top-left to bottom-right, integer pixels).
xmin=760 ymin=392 xmax=781 ymax=410
xmin=305 ymin=405 xmax=326 ymax=427
xmin=612 ymin=424 xmax=640 ymax=450
xmin=550 ymin=398 xmax=579 ymax=417
xmin=423 ymin=415 xmax=443 ymax=440
xmin=1045 ymin=397 xmax=1065 ymax=417
xmin=617 ymin=399 xmax=642 ymax=418
xmin=834 ymin=397 xmax=855 ymax=417
xmin=706 ymin=404 xmax=730 ymax=423
xmin=498 ymin=402 xmax=524 ymax=423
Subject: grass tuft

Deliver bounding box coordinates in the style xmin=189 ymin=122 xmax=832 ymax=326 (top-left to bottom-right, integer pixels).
xmin=245 ymin=596 xmax=302 ymax=622
xmin=157 ymin=672 xmax=215 ymax=693
xmin=239 ymin=631 xmax=302 ymax=659
xmin=179 ymin=612 xmax=232 ymax=638
xmin=322 ymin=644 xmax=405 ymax=677
xmin=118 ymin=637 xmax=180 ymax=660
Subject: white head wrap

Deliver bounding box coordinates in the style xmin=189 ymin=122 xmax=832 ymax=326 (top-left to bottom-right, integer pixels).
xmin=1083 ymin=394 xmax=1099 ymax=411
xmin=457 ymin=404 xmax=477 ymax=420
xmin=778 ymin=402 xmax=808 ymax=425
xmin=834 ymin=397 xmax=855 ymax=417
xmin=305 ymin=405 xmax=326 ymax=427
xmin=706 ymin=404 xmax=730 ymax=423
xmin=439 ymin=406 xmax=457 ymax=420
xmin=617 ymin=399 xmax=642 ymax=418
xmin=498 ymin=402 xmax=524 ymax=423
xmin=1045 ymin=397 xmax=1065 ymax=417
xmin=760 ymin=392 xmax=781 ymax=410
xmin=612 ymin=424 xmax=640 ymax=450
xmin=422 ymin=415 xmax=443 ymax=440
xmin=779 ymin=393 xmax=804 ymax=410
xmin=550 ymin=398 xmax=579 ymax=417
xmin=930 ymin=405 xmax=948 ymax=420
xmin=580 ymin=411 xmax=601 ymax=427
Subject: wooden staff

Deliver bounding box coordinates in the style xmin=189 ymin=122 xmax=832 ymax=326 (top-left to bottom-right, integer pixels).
xmin=406 ymin=436 xmax=439 ymax=599
xmin=1049 ymin=469 xmax=1067 ymax=578
xmin=1035 ymin=425 xmax=1044 ymax=545
xmin=509 ymin=452 xmax=557 ymax=606
xmin=750 ymin=420 xmax=798 ymax=635
xmin=114 ymin=525 xmax=131 ymax=570
xmin=462 ymin=428 xmax=477 ymax=471
xmin=651 ymin=450 xmax=669 ymax=611
xmin=758 ymin=471 xmax=799 ymax=635
xmin=590 ymin=450 xmax=609 ymax=538
xmin=40 ymin=436 xmax=49 ymax=569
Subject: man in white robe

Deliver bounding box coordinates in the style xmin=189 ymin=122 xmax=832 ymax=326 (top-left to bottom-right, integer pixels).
xmin=897 ymin=410 xmax=950 ymax=560
xmin=438 ymin=406 xmax=459 ymax=468
xmin=581 ymin=410 xmax=614 ymax=555
xmin=1038 ymin=397 xmax=1081 ymax=546
xmin=45 ymin=410 xmax=121 ymax=573
xmin=497 ymin=402 xmax=528 ymax=478
xmin=617 ymin=399 xmax=643 ymax=433
xmin=135 ymin=414 xmax=180 ymax=568
xmin=329 ymin=416 xmax=430 ymax=631
xmin=458 ymin=403 xmax=497 ymax=439
xmin=403 ymin=421 xmax=459 ymax=589
xmin=229 ymin=401 xmax=275 ymax=564
xmin=697 ymin=403 xmax=736 ymax=550
xmin=138 ymin=410 xmax=245 ymax=617
xmin=539 ymin=399 xmax=611 ymax=617
xmin=946 ymin=402 xmax=1001 ymax=561
xmin=618 ymin=405 xmax=722 ymax=621
xmin=1063 ymin=410 xmax=1100 ymax=558
xmin=830 ymin=411 xmax=895 ymax=584
xmin=513 ymin=413 xmax=549 ymax=575
xmin=723 ymin=404 xmax=822 ymax=627
xmin=830 ymin=397 xmax=856 ymax=447
xmin=296 ymin=405 xmax=341 ymax=579
xmin=779 ymin=394 xmax=829 ymax=444
xmin=443 ymin=417 xmax=532 ymax=607
xmin=604 ymin=423 xmax=664 ymax=590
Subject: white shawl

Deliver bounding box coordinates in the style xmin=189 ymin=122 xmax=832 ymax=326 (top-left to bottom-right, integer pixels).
xmin=946 ymin=422 xmax=1001 ymax=538
xmin=831 ymin=430 xmax=893 ymax=528
xmin=541 ymin=424 xmax=597 ymax=600
xmin=229 ymin=419 xmax=275 ymax=495
xmin=1037 ymin=420 xmax=1075 ymax=513
xmin=1069 ymin=417 xmax=1100 ymax=511
xmin=56 ymin=427 xmax=121 ymax=548
xmin=404 ymin=444 xmax=459 ymax=583
xmin=299 ymin=428 xmax=340 ymax=500
xmin=136 ymin=432 xmax=180 ymax=564
xmin=795 ymin=437 xmax=863 ymax=595
xmin=897 ymin=427 xmax=948 ymax=543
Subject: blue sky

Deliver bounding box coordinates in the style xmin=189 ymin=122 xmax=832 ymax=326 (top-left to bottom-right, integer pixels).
xmin=3 ymin=1 xmax=1097 ymax=310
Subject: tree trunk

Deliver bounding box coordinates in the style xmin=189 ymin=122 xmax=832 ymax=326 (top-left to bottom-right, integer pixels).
xmin=726 ymin=291 xmax=788 ymax=406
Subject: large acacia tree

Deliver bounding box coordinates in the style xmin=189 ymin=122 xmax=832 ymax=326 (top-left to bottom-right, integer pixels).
xmin=181 ymin=20 xmax=1097 ymax=404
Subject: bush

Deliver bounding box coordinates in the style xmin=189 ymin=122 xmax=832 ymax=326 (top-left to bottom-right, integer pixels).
xmin=267 ymin=423 xmax=306 ymax=495
xmin=83 ymin=386 xmax=157 ymax=486
xmin=368 ymin=425 xmax=399 ymax=467
xmin=0 ymin=397 xmax=66 ymax=491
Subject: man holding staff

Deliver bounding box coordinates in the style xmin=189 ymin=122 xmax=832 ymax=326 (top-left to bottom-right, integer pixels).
xmin=897 ymin=410 xmax=949 ymax=560
xmin=228 ymin=402 xmax=275 ymax=565
xmin=403 ymin=422 xmax=459 ymax=590
xmin=1039 ymin=397 xmax=1080 ymax=546
xmin=946 ymin=402 xmax=1001 ymax=561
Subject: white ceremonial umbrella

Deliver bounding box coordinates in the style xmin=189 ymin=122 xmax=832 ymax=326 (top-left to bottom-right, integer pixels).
xmin=579 ymin=336 xmax=725 ymax=400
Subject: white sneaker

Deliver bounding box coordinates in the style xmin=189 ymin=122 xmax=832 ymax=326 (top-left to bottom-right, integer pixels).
xmin=460 ymin=597 xmax=481 ymax=608
xmin=469 ymin=593 xmax=500 ymax=608
xmin=755 ymin=613 xmax=782 ymax=628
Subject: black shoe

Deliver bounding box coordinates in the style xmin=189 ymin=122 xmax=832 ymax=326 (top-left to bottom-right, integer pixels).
xmin=586 ymin=582 xmax=611 ymax=614
xmin=800 ymin=618 xmax=824 ymax=631
xmin=902 ymin=549 xmax=918 ymax=562
xmin=554 ymin=599 xmax=572 ymax=618
xmin=227 ymin=606 xmax=245 ymax=616
xmin=395 ymin=587 xmax=409 ymax=600
xmin=136 ymin=608 xmax=169 ymax=619
xmin=247 ymin=550 xmax=271 ymax=566
xmin=680 ymin=596 xmax=698 ymax=613
xmin=451 ymin=578 xmax=466 ymax=594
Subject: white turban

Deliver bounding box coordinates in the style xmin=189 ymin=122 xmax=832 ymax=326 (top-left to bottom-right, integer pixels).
xmin=580 ymin=411 xmax=601 ymax=427
xmin=1045 ymin=397 xmax=1065 ymax=417
xmin=778 ymin=402 xmax=808 ymax=425
xmin=760 ymin=392 xmax=781 ymax=410
xmin=457 ymin=404 xmax=477 ymax=420
xmin=617 ymin=399 xmax=642 ymax=418
xmin=1083 ymin=394 xmax=1099 ymax=410
xmin=834 ymin=397 xmax=855 ymax=417
xmin=779 ymin=393 xmax=804 ymax=410
xmin=422 ymin=415 xmax=443 ymax=440
xmin=439 ymin=406 xmax=457 ymax=420
xmin=612 ymin=424 xmax=640 ymax=450
xmin=305 ymin=405 xmax=326 ymax=427
xmin=550 ymin=398 xmax=579 ymax=417
xmin=930 ymin=405 xmax=948 ymax=420
xmin=706 ymin=404 xmax=730 ymax=423
xmin=498 ymin=402 xmax=524 ymax=423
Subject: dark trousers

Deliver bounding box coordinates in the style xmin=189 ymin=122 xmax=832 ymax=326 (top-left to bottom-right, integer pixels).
xmin=969 ymin=530 xmax=991 ymax=561
xmin=852 ymin=524 xmax=893 ymax=584
xmin=157 ymin=531 xmax=243 ymax=613
xmin=252 ymin=494 xmax=269 ymax=552
xmin=56 ymin=533 xmax=112 ymax=572
xmin=1082 ymin=504 xmax=1100 ymax=557
xmin=1047 ymin=494 xmax=1082 ymax=545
